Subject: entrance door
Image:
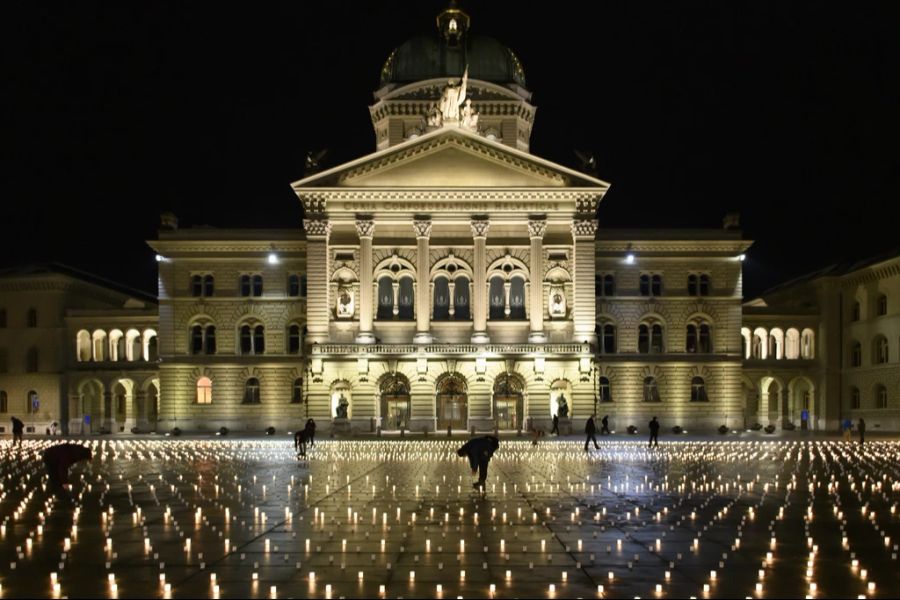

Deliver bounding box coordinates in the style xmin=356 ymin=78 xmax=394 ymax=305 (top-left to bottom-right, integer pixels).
xmin=383 ymin=396 xmax=410 ymax=430
xmin=493 ymin=395 xmax=522 ymax=430
xmin=436 ymin=374 xmax=468 ymax=430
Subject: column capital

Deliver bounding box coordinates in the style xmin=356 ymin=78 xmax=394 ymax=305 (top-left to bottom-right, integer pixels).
xmin=303 ymin=217 xmax=332 ymax=240
xmin=470 ymin=218 xmax=490 ymax=238
xmin=355 ymin=218 xmax=375 ymax=239
xmin=571 ymin=218 xmax=598 ymax=240
xmin=527 ymin=218 xmax=547 ymax=239
xmin=413 ymin=219 xmax=432 ymax=239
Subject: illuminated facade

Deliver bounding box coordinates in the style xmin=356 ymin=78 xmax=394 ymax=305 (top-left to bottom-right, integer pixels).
xmin=5 ymin=5 xmax=894 ymax=435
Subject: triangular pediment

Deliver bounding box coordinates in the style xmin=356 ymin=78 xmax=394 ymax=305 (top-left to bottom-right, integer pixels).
xmin=292 ymin=126 xmax=608 ymax=190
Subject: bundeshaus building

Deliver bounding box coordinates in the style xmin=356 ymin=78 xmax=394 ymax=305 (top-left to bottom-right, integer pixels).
xmin=2 ymin=4 xmax=897 ymax=436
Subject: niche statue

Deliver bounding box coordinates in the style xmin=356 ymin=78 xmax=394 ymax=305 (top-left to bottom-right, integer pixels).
xmin=335 ymin=394 xmax=349 ymax=419
xmin=557 ymin=393 xmax=569 ymax=418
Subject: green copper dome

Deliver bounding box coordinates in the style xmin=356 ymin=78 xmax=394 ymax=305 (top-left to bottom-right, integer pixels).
xmin=379 ymin=8 xmax=526 ymax=88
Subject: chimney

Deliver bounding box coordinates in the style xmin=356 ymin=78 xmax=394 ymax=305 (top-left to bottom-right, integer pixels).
xmin=160 ymin=212 xmax=179 ymax=230
xmin=722 ymin=212 xmax=740 ymax=230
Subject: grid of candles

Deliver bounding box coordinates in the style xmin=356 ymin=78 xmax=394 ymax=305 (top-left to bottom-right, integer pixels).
xmin=0 ymin=437 xmax=897 ymax=598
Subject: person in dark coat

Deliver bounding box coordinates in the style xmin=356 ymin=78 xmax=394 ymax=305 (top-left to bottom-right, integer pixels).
xmin=43 ymin=443 xmax=91 ymax=494
xmin=550 ymin=414 xmax=560 ymax=435
xmin=600 ymin=415 xmax=611 ymax=435
xmin=294 ymin=428 xmax=309 ymax=458
xmin=648 ymin=416 xmax=660 ymax=448
xmin=305 ymin=418 xmax=316 ymax=447
xmin=858 ymin=418 xmax=866 ymax=445
xmin=584 ymin=414 xmax=600 ymax=451
xmin=457 ymin=435 xmax=499 ymax=491
xmin=11 ymin=416 xmax=24 ymax=446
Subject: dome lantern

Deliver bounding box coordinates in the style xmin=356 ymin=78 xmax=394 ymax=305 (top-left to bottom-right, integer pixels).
xmin=436 ymin=1 xmax=471 ymax=46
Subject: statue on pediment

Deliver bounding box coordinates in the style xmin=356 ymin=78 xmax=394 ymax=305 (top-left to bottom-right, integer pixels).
xmin=437 ymin=66 xmax=468 ymax=123
xmin=461 ymin=98 xmax=479 ymax=131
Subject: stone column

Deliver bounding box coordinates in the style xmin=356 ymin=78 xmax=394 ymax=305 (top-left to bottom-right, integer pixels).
xmin=355 ymin=218 xmax=376 ymax=343
xmin=303 ymin=217 xmax=332 ymax=345
xmin=572 ymin=218 xmax=599 ymax=345
xmin=102 ymin=390 xmax=113 ymax=432
xmin=471 ymin=218 xmax=490 ymax=344
xmin=528 ymin=217 xmax=547 ymax=343
xmin=413 ymin=218 xmax=433 ymax=344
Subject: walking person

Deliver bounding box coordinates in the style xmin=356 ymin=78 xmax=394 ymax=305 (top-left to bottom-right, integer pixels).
xmin=648 ymin=416 xmax=660 ymax=448
xmin=43 ymin=443 xmax=92 ymax=499
xmin=305 ymin=418 xmax=316 ymax=447
xmin=600 ymin=415 xmax=611 ymax=435
xmin=584 ymin=414 xmax=600 ymax=451
xmin=10 ymin=416 xmax=24 ymax=447
xmin=550 ymin=413 xmax=560 ymax=436
xmin=842 ymin=418 xmax=852 ymax=442
xmin=457 ymin=435 xmax=499 ymax=492
xmin=858 ymin=418 xmax=866 ymax=445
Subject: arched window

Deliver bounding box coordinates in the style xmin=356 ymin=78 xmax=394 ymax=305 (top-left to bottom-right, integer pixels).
xmin=699 ymin=274 xmax=711 ymax=296
xmin=874 ymin=336 xmax=889 ymax=364
xmin=252 ymin=275 xmax=263 ymax=297
xmin=601 ymin=323 xmax=616 ymax=354
xmin=191 ymin=325 xmax=204 ymax=355
xmin=850 ymin=387 xmax=860 ymax=410
xmin=751 ymin=335 xmax=762 ymax=359
xmin=0 ymin=308 xmax=6 ymax=328
xmin=785 ymin=328 xmax=800 ymax=359
xmin=288 ymin=274 xmax=300 ymax=297
xmin=489 ymin=276 xmax=505 ymax=319
xmin=454 ymin=276 xmax=471 ymax=320
xmin=288 ymin=324 xmax=302 ymax=354
xmin=850 ymin=341 xmax=861 ymax=367
xmin=145 ymin=331 xmax=159 ymax=361
xmin=240 ymin=275 xmax=252 ymax=297
xmin=204 ymin=275 xmax=214 ymax=297
xmin=27 ymin=390 xmax=38 ymax=414
xmin=196 ymin=377 xmax=212 ymax=404
xmin=433 ymin=277 xmax=450 ymax=320
xmin=599 ymin=376 xmax=612 ymax=403
xmin=239 ymin=324 xmax=265 ymax=355
xmin=686 ymin=324 xmax=697 ymax=353
xmin=691 ymin=376 xmax=708 ymax=402
xmin=77 ymin=330 xmax=91 ymax=362
xmin=397 ymin=277 xmax=414 ymax=320
xmin=292 ymin=378 xmax=304 ymax=404
xmin=852 ymin=301 xmax=861 ymax=321
xmin=643 ymin=376 xmax=661 ymax=402
xmin=377 ymin=276 xmax=394 ymax=319
xmin=651 ymin=275 xmax=662 ymax=296
xmin=877 ymin=294 xmax=888 ymax=316
xmin=800 ymin=328 xmax=815 ymax=359
xmin=27 ymin=308 xmax=37 ymax=328
xmin=509 ymin=277 xmax=526 ymax=319
xmin=300 ymin=275 xmax=307 ymax=297
xmin=26 ymin=348 xmax=39 ymax=373
xmin=699 ymin=324 xmax=712 ymax=353
xmin=687 ymin=274 xmax=698 ymax=296
xmin=0 ymin=390 xmax=7 ymax=413
xmin=642 ymin=323 xmax=665 ymax=353
xmin=125 ymin=329 xmax=141 ymax=361
xmin=191 ymin=275 xmax=203 ymax=297
xmin=875 ymin=384 xmax=888 ymax=409
xmin=244 ymin=378 xmax=261 ymax=404
xmin=639 ymin=274 xmax=650 ymax=296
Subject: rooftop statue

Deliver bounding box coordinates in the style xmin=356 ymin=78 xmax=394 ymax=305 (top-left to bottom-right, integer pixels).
xmin=436 ymin=66 xmax=468 ymax=124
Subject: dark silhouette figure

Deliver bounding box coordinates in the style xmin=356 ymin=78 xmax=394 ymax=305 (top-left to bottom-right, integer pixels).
xmin=550 ymin=414 xmax=560 ymax=435
xmin=648 ymin=416 xmax=660 ymax=448
xmin=858 ymin=418 xmax=866 ymax=445
xmin=10 ymin=416 xmax=24 ymax=446
xmin=294 ymin=429 xmax=309 ymax=458
xmin=306 ymin=418 xmax=316 ymax=447
xmin=531 ymin=428 xmax=543 ymax=446
xmin=584 ymin=415 xmax=600 ymax=451
xmin=43 ymin=443 xmax=92 ymax=497
xmin=457 ymin=435 xmax=499 ymax=491
xmin=600 ymin=415 xmax=611 ymax=435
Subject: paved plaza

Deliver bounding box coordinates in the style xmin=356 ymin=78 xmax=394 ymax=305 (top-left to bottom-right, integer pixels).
xmin=1 ymin=435 xmax=899 ymax=598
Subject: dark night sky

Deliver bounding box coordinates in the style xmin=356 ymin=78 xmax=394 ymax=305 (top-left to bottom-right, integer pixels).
xmin=4 ymin=2 xmax=899 ymax=298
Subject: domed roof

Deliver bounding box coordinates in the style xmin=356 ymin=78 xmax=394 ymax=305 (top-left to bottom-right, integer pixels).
xmin=380 ymin=33 xmax=526 ymax=88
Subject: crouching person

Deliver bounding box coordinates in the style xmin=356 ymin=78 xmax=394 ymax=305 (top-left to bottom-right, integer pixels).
xmin=43 ymin=443 xmax=92 ymax=499
xmin=457 ymin=435 xmax=499 ymax=492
